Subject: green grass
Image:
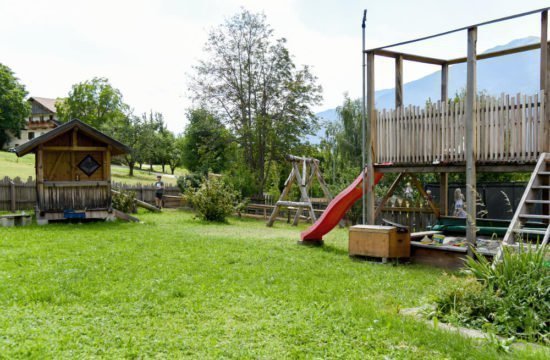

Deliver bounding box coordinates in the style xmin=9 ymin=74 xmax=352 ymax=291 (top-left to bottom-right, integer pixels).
xmin=0 ymin=151 xmax=179 ymax=185
xmin=0 ymin=211 xmax=547 ymax=358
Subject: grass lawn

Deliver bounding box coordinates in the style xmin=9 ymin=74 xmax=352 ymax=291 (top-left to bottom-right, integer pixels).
xmin=0 ymin=211 xmax=547 ymax=358
xmin=0 ymin=151 xmax=179 ymax=185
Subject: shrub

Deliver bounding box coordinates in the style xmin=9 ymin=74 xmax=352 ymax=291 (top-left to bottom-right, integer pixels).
xmin=186 ymin=177 xmax=237 ymax=222
xmin=177 ymin=173 xmax=203 ymax=193
xmin=112 ymin=190 xmax=137 ymax=214
xmin=433 ymin=244 xmax=549 ymax=344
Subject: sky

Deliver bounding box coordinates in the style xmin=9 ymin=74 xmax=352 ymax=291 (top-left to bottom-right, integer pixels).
xmin=0 ymin=0 xmax=548 ymax=133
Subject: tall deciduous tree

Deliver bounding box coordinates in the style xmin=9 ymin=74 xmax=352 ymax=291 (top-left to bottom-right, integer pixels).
xmin=56 ymin=77 xmax=128 ymax=129
xmin=0 ymin=63 xmax=30 ymax=149
xmin=190 ymin=9 xmax=322 ymax=193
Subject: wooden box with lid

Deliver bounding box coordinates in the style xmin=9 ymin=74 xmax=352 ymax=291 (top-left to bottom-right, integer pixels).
xmin=349 ymin=225 xmax=410 ymax=258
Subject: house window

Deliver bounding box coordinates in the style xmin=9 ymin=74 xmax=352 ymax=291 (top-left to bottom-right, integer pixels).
xmin=40 ymin=116 xmax=44 ymax=122
xmin=28 ymin=132 xmax=35 ymax=140
xmin=49 ymin=115 xmax=53 ymax=120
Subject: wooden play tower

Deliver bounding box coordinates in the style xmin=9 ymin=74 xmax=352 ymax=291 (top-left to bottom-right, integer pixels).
xmin=362 ymin=8 xmax=550 ymax=254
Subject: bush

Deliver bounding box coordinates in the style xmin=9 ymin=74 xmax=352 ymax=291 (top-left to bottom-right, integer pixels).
xmin=177 ymin=173 xmax=203 ymax=193
xmin=186 ymin=177 xmax=237 ymax=222
xmin=433 ymin=244 xmax=549 ymax=344
xmin=112 ymin=190 xmax=137 ymax=213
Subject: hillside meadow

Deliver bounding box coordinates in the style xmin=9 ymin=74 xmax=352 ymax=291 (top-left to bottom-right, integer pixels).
xmin=0 ymin=151 xmax=181 ymax=185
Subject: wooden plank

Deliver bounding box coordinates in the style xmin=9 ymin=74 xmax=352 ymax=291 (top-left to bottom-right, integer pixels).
xmin=111 ymin=189 xmax=160 ymax=212
xmin=43 ymin=146 xmax=108 ymax=152
xmin=44 ymin=181 xmax=109 ymax=187
xmin=112 ymin=208 xmax=140 ymax=222
xmin=10 ymin=180 xmax=16 ymax=212
xmin=465 ymin=26 xmax=478 ymax=254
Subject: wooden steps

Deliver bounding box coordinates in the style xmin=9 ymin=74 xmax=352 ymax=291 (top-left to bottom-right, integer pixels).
xmin=495 ymin=153 xmax=550 ymax=263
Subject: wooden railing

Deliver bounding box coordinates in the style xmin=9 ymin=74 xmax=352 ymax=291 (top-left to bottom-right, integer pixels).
xmin=376 ymin=91 xmax=546 ymax=165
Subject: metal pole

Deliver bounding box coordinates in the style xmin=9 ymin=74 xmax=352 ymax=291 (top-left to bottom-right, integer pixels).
xmin=361 ymin=9 xmax=367 ymax=224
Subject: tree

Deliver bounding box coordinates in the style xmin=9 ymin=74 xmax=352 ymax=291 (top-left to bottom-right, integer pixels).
xmin=181 ymin=108 xmax=232 ymax=174
xmin=165 ymin=133 xmax=185 ymax=175
xmin=189 ymin=9 xmax=322 ymax=193
xmin=0 ymin=63 xmax=30 ymax=149
xmin=104 ymin=115 xmax=143 ymax=176
xmin=56 ymin=77 xmax=128 ymax=129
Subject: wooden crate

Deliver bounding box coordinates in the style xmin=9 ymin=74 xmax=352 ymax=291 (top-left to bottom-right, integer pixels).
xmin=349 ymin=225 xmax=410 ymax=258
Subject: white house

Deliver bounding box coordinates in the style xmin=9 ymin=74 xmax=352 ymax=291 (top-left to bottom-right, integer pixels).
xmin=5 ymin=97 xmax=61 ymax=149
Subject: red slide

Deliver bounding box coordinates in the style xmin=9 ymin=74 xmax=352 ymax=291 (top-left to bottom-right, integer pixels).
xmin=300 ymin=171 xmax=384 ymax=242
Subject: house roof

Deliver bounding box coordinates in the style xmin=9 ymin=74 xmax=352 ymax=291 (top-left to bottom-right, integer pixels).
xmin=15 ymin=119 xmax=131 ymax=157
xmin=29 ymin=97 xmax=61 ymax=114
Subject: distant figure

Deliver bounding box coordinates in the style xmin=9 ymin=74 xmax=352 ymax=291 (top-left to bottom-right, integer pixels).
xmin=453 ymin=188 xmax=467 ymax=218
xmin=154 ymin=175 xmax=164 ymax=209
xmin=404 ymin=182 xmax=414 ymax=200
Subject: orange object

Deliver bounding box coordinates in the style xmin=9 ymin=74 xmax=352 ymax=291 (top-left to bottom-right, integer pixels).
xmin=300 ymin=171 xmax=384 ymax=242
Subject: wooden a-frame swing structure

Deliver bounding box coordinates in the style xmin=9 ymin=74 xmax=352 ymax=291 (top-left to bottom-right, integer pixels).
xmin=267 ymin=155 xmax=334 ymax=227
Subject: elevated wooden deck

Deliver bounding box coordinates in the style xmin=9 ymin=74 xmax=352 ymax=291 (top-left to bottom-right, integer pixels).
xmin=375 ymin=92 xmax=545 ymax=168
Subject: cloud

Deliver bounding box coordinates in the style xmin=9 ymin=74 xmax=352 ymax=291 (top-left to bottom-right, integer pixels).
xmin=0 ymin=0 xmax=546 ymax=133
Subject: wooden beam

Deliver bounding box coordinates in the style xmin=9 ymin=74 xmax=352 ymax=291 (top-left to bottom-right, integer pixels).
xmin=440 ymin=173 xmax=449 ymax=216
xmin=441 ymin=63 xmax=449 ymax=102
xmin=395 ymin=55 xmax=403 ymax=108
xmin=43 ymin=146 xmax=107 ymax=152
xmin=375 ymin=173 xmax=405 ymax=218
xmin=465 ymin=27 xmax=478 ymax=255
xmin=374 ymin=164 xmax=538 ymax=173
xmin=373 ymin=49 xmax=446 ymax=65
xmin=447 ymin=41 xmax=550 ymax=65
xmin=410 ymin=173 xmax=440 ymax=218
xmin=366 ymin=51 xmax=376 ymax=224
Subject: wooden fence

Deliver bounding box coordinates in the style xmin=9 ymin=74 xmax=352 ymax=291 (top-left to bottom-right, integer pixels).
xmin=243 ymin=198 xmax=436 ymax=232
xmin=0 ymin=177 xmax=182 ymax=212
xmin=0 ymin=177 xmax=36 ymax=211
xmin=376 ymin=91 xmax=546 ymax=165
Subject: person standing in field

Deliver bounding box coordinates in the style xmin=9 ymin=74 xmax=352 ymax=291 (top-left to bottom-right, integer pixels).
xmin=154 ymin=175 xmax=164 ymax=209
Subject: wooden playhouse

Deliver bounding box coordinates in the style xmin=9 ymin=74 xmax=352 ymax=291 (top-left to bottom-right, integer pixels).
xmin=15 ymin=119 xmax=130 ymax=223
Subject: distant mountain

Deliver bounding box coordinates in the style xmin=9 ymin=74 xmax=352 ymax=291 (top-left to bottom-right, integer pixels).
xmin=312 ymin=36 xmax=541 ymax=143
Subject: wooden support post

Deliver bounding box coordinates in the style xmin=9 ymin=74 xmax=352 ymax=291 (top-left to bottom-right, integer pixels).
xmin=465 ymin=27 xmax=478 ymax=255
xmin=366 ymin=51 xmax=376 ymax=225
xmin=439 ymin=172 xmax=449 ymax=216
xmin=395 ymin=55 xmax=403 ymax=108
xmin=10 ymin=180 xmax=16 ymax=212
xmin=441 ymin=63 xmax=449 ymax=102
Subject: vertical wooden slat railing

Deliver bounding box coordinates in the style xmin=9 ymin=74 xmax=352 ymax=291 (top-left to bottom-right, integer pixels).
xmin=375 ymin=91 xmax=545 ymax=165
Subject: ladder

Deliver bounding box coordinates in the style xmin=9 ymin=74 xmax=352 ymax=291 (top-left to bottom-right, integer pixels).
xmin=494 ymin=153 xmax=550 ymax=262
